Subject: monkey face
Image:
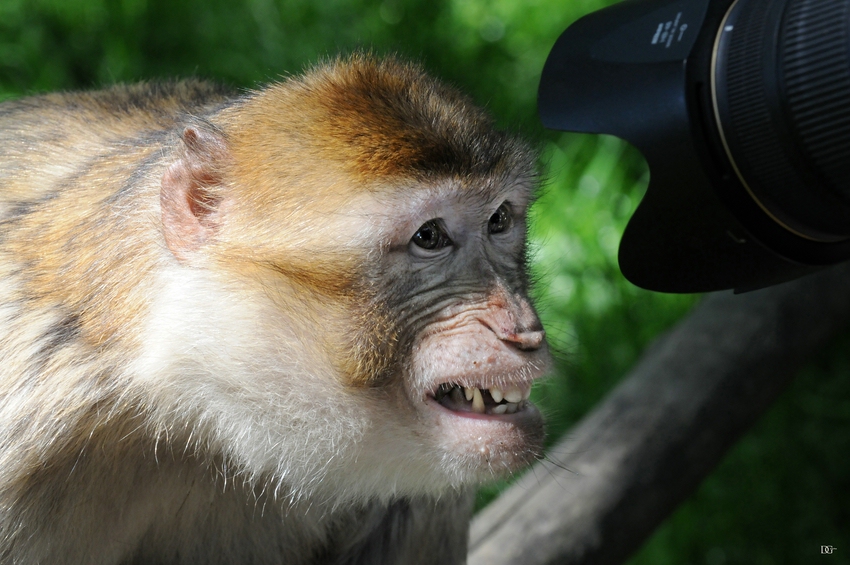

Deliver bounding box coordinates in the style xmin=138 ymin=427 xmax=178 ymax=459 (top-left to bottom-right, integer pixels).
xmin=345 ymin=175 xmax=550 ymax=487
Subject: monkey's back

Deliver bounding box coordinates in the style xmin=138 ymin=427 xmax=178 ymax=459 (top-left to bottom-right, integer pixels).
xmin=0 ymin=80 xmax=237 ymax=375
xmin=0 ymin=80 xmax=233 ymax=216
xmin=0 ymin=81 xmax=247 ymax=565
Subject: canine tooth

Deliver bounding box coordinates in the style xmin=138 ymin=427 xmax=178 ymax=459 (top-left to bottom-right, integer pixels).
xmin=464 ymin=387 xmax=475 ymax=401
xmin=472 ymin=388 xmax=485 ymax=414
xmin=523 ymin=386 xmax=531 ymax=400
xmin=504 ymin=386 xmax=523 ymax=404
xmin=491 ymin=404 xmax=508 ymax=415
xmin=450 ymin=386 xmax=465 ymax=403
xmin=490 ymin=387 xmax=504 ymax=403
xmin=505 ymin=402 xmax=518 ymax=414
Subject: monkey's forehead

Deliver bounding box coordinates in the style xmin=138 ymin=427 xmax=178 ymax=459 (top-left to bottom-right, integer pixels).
xmin=223 ymin=54 xmax=538 ymax=185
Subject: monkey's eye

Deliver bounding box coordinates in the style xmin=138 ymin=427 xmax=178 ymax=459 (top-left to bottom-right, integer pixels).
xmin=488 ymin=202 xmax=513 ymax=234
xmin=411 ymin=219 xmax=452 ymax=251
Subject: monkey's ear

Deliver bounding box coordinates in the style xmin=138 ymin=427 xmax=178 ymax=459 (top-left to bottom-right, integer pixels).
xmin=161 ymin=125 xmax=230 ymax=261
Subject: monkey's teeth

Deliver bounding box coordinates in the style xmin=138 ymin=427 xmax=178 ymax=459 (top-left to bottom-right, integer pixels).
xmin=433 ymin=383 xmax=532 ymax=416
xmin=490 ymin=386 xmax=504 ymax=403
xmin=471 ymin=388 xmax=485 ymax=414
xmin=503 ymin=386 xmax=523 ymax=404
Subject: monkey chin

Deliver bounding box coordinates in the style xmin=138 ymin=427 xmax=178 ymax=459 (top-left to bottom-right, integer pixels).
xmin=426 ymin=390 xmax=545 ymax=479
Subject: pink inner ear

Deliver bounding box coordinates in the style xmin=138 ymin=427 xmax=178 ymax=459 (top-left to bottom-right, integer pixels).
xmin=185 ymin=170 xmax=221 ymax=222
xmin=160 ymin=126 xmax=229 ymax=261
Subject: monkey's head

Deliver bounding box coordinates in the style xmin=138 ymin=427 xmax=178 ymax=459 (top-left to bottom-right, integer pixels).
xmin=154 ymin=54 xmax=550 ymax=504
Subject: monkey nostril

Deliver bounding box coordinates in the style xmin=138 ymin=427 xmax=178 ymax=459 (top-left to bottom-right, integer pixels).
xmin=506 ymin=330 xmax=545 ymax=351
xmin=479 ymin=317 xmax=546 ymax=352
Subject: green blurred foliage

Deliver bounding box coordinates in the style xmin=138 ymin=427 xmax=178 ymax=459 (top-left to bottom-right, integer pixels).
xmin=0 ymin=0 xmax=846 ymax=563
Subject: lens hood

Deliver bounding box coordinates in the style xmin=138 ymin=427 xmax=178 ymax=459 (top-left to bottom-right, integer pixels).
xmin=539 ymin=0 xmax=850 ymax=293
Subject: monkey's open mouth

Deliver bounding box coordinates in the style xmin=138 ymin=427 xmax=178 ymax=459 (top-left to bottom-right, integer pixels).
xmin=431 ymin=382 xmax=531 ymax=416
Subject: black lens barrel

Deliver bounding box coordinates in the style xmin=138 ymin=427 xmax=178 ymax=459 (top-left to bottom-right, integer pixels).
xmin=714 ymin=0 xmax=850 ymax=240
xmin=783 ymin=0 xmax=850 ymax=203
xmin=539 ymin=0 xmax=850 ymax=292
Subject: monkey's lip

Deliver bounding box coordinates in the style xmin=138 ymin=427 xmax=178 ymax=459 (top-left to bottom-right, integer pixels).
xmin=427 ymin=381 xmax=533 ymax=418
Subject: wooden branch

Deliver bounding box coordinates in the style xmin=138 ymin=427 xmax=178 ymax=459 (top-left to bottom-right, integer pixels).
xmin=469 ymin=262 xmax=850 ymax=565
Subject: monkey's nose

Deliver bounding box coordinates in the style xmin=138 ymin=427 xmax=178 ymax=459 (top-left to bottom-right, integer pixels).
xmin=504 ymin=329 xmax=546 ymax=351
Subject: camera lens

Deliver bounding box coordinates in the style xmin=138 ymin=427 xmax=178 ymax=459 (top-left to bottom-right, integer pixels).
xmin=712 ymin=0 xmax=850 ymax=241
xmin=539 ymin=0 xmax=850 ymax=291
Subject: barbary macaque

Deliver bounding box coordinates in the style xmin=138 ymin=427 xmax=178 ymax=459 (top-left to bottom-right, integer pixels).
xmin=0 ymin=54 xmax=549 ymax=564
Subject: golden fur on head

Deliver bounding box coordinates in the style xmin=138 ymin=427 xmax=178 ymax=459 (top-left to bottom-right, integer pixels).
xmin=207 ymin=55 xmax=535 ymax=270
xmin=227 ymin=54 xmax=532 ymax=182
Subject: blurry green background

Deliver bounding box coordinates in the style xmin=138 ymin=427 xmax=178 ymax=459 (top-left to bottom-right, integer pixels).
xmin=1 ymin=0 xmax=847 ymax=563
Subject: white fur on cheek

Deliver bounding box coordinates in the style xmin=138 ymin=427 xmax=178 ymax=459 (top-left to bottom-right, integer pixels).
xmin=130 ymin=262 xmax=361 ymax=499
xmin=128 ymin=260 xmax=467 ymax=505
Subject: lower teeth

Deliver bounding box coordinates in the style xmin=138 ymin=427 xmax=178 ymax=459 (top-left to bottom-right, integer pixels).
xmin=436 ymin=385 xmax=525 ymax=415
